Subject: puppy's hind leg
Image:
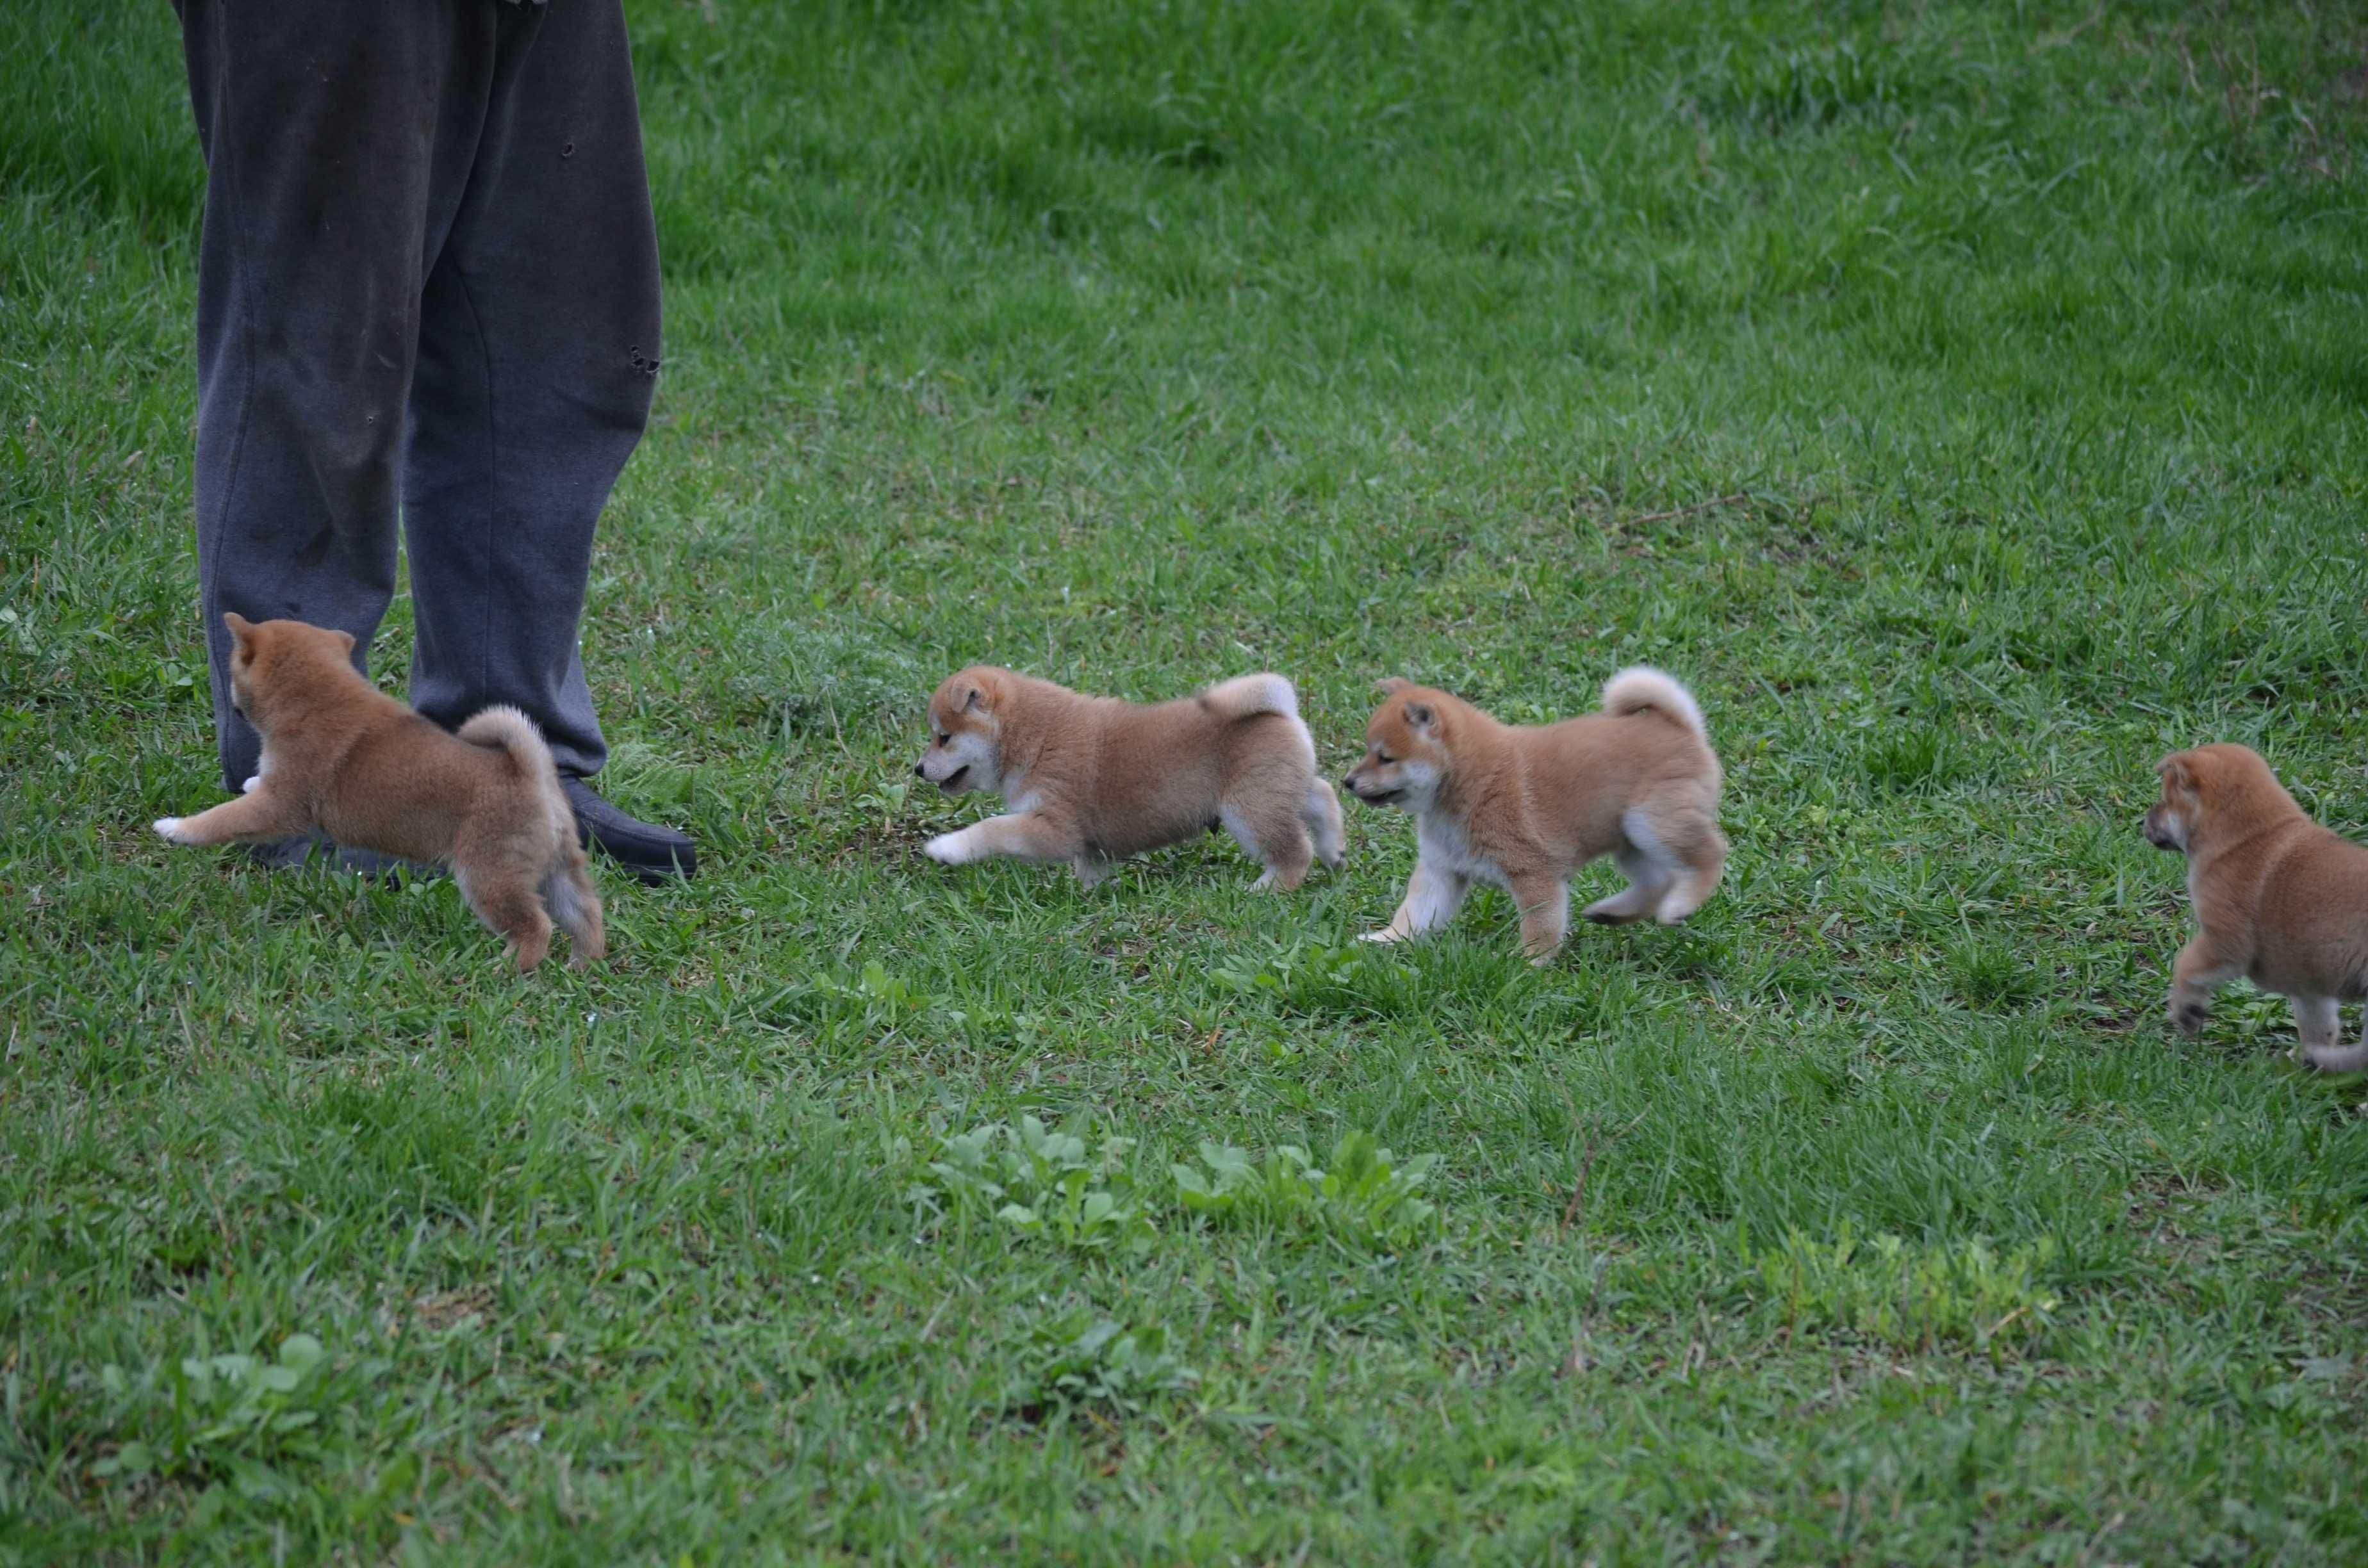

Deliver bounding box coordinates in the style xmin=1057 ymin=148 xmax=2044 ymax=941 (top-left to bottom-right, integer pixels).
xmin=2294 ymin=995 xmax=2340 ymax=1051
xmin=543 ymin=843 xmax=607 ymax=968
xmin=456 ymin=860 xmax=554 ymax=973
xmin=1583 ymin=845 xmax=1674 ymax=926
xmin=2306 ymin=1041 xmax=2368 ymax=1072
xmin=2299 ymin=997 xmax=2368 ymax=1072
xmin=1303 ymin=780 xmax=1346 ymax=871
xmin=1623 ymin=803 xmax=1726 ymax=925
xmin=1224 ymin=802 xmax=1313 ymax=891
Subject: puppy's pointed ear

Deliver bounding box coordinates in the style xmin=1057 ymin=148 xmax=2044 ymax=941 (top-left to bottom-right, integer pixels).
xmin=1374 ymin=677 xmax=1411 ymax=696
xmin=2156 ymin=753 xmax=2192 ymax=787
xmin=333 ymin=630 xmax=357 ymax=655
xmin=223 ymin=612 xmax=257 ymax=649
xmin=962 ymin=685 xmax=989 ymax=713
xmin=1404 ymin=701 xmax=1437 ymax=733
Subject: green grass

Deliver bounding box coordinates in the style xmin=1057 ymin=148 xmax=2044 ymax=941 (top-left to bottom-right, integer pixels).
xmin=6 ymin=0 xmax=2368 ymax=1560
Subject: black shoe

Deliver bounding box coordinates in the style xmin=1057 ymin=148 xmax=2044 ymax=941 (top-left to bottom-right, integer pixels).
xmin=247 ymin=835 xmax=440 ymax=880
xmin=561 ymin=776 xmax=696 ymax=883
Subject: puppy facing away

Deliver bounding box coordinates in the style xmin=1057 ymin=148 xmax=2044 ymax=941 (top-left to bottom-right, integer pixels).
xmin=1342 ymin=667 xmax=1725 ymax=963
xmin=154 ymin=614 xmax=604 ymax=972
xmin=914 ymin=665 xmax=1344 ymax=890
xmin=2144 ymin=742 xmax=2368 ymax=1072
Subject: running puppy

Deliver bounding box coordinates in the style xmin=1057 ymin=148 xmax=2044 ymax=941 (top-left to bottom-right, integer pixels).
xmin=914 ymin=666 xmax=1345 ymax=890
xmin=2144 ymin=742 xmax=2368 ymax=1072
xmin=1343 ymin=667 xmax=1725 ymax=963
xmin=154 ymin=614 xmax=604 ymax=972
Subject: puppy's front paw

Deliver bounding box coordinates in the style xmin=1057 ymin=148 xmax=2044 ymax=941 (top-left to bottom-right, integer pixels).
xmin=1360 ymin=927 xmax=1407 ymax=945
xmin=2171 ymin=997 xmax=2209 ymax=1036
xmin=153 ymin=817 xmax=188 ymax=844
xmin=923 ymin=831 xmax=971 ymax=866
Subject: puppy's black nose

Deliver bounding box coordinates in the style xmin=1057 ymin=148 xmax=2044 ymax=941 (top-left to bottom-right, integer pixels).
xmin=1340 ymin=775 xmax=1356 ymax=790
xmin=914 ymin=762 xmax=926 ymax=779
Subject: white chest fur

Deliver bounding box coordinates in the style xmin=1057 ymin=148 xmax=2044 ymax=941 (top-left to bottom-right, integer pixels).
xmin=1415 ymin=813 xmax=1509 ymax=889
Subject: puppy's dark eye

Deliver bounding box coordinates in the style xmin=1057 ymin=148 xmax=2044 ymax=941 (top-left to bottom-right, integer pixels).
xmin=933 ymin=733 xmax=948 ymax=747
xmin=1375 ymin=751 xmax=1394 ymax=765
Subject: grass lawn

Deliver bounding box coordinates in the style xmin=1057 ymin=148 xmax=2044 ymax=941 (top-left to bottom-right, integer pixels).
xmin=7 ymin=0 xmax=2368 ymax=1560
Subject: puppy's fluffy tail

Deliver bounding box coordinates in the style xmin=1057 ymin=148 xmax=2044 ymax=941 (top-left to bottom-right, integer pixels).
xmin=1601 ymin=666 xmax=1710 ymax=744
xmin=457 ymin=705 xmax=575 ymax=840
xmin=1199 ymin=673 xmax=1299 ymax=724
xmin=458 ymin=704 xmax=561 ymax=781
xmin=460 ymin=703 xmax=604 ymax=964
xmin=1201 ymin=673 xmax=1317 ymax=769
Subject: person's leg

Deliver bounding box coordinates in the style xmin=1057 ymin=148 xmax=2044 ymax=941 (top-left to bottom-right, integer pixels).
xmin=171 ymin=0 xmax=492 ymax=792
xmin=400 ymin=0 xmax=691 ymax=879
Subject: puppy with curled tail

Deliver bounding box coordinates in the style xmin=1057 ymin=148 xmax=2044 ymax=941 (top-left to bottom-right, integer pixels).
xmin=2145 ymin=742 xmax=2368 ymax=1072
xmin=914 ymin=664 xmax=1343 ymax=890
xmin=1342 ymin=666 xmax=1726 ymax=964
xmin=154 ymin=614 xmax=604 ymax=972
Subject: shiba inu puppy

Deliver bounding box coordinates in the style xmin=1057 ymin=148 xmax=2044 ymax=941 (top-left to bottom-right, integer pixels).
xmin=154 ymin=614 xmax=604 ymax=972
xmin=2145 ymin=742 xmax=2368 ymax=1072
xmin=1342 ymin=667 xmax=1725 ymax=963
xmin=914 ymin=666 xmax=1344 ymax=890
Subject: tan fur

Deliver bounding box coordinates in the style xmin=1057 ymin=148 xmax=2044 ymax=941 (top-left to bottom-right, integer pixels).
xmin=1342 ymin=666 xmax=1725 ymax=963
xmin=154 ymin=614 xmax=604 ymax=972
xmin=913 ymin=664 xmax=1344 ymax=890
xmin=2144 ymin=742 xmax=2368 ymax=1071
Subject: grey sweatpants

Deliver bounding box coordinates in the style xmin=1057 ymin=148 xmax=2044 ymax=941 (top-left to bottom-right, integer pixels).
xmin=172 ymin=0 xmax=660 ymax=788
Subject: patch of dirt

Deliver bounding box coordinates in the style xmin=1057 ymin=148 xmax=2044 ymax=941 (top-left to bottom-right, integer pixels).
xmin=409 ymin=1284 xmax=498 ymax=1332
xmin=2125 ymin=1170 xmax=2226 ymax=1267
